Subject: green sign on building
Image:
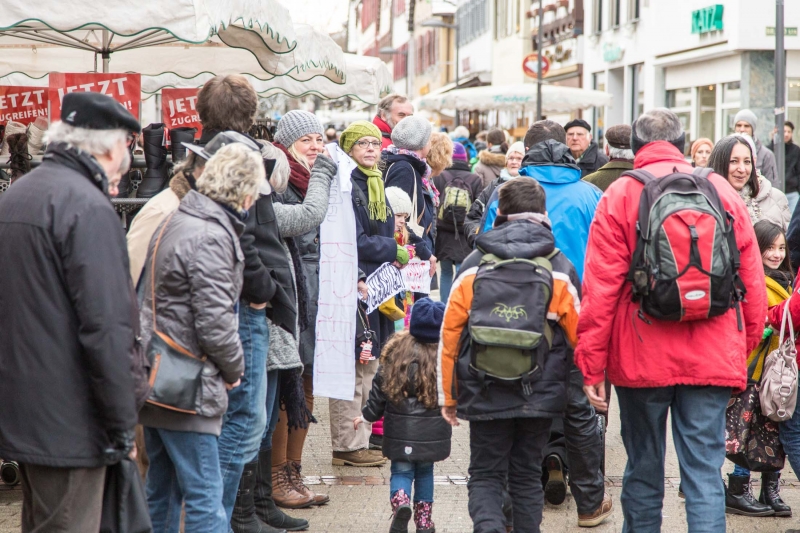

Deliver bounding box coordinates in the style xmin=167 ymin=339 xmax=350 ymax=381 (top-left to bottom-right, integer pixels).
xmin=691 ymin=5 xmax=724 ymax=34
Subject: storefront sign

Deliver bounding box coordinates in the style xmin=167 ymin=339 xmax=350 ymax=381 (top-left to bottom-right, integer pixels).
xmin=0 ymin=86 xmax=48 ymax=125
xmin=691 ymin=5 xmax=724 ymax=34
xmin=161 ymin=88 xmax=202 ymax=133
xmin=602 ymin=43 xmax=624 ymax=62
xmin=48 ymin=73 xmax=141 ymax=121
xmin=767 ymin=27 xmax=798 ymax=36
xmin=522 ymin=54 xmax=550 ymax=78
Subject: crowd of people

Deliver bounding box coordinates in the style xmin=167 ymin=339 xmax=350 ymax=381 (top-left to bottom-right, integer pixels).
xmin=4 ymin=72 xmax=800 ymax=533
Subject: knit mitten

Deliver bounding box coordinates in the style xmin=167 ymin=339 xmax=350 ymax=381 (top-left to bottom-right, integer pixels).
xmin=396 ymin=244 xmax=410 ymax=265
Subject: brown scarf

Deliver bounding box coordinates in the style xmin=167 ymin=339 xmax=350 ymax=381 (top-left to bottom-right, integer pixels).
xmin=275 ymin=142 xmax=311 ymax=198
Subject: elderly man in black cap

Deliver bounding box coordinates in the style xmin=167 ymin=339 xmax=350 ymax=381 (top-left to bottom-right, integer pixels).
xmin=0 ymin=92 xmax=143 ymax=532
xmin=565 ymin=119 xmax=608 ymax=178
xmin=582 ymin=124 xmax=634 ymax=192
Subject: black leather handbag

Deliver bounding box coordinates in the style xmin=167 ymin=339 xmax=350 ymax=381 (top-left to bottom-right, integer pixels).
xmin=100 ymin=458 xmax=153 ymax=533
xmin=144 ymin=213 xmax=207 ymax=414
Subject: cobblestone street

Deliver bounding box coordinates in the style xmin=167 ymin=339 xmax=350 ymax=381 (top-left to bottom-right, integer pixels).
xmin=3 ymin=391 xmax=800 ymax=532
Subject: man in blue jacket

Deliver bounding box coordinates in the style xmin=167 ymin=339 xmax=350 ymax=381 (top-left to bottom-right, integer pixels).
xmin=479 ymin=120 xmax=601 ymax=281
xmin=479 ymin=120 xmax=610 ymax=527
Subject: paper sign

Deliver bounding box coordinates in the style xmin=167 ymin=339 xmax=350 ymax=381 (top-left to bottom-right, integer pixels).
xmin=0 ymin=86 xmax=49 ymax=125
xmin=313 ymin=143 xmax=360 ymax=401
xmin=161 ymin=88 xmax=202 ymax=134
xmin=365 ymin=262 xmax=407 ymax=314
xmin=48 ymin=72 xmax=141 ymax=121
xmin=402 ymin=258 xmax=431 ymax=294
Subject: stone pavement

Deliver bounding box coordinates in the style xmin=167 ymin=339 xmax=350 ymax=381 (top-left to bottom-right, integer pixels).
xmin=3 ymin=390 xmax=800 ymax=532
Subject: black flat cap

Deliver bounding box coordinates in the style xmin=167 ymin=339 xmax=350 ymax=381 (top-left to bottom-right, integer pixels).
xmin=61 ymin=92 xmax=140 ymax=132
xmin=605 ymin=124 xmax=632 ymax=149
xmin=564 ymin=119 xmax=591 ymax=133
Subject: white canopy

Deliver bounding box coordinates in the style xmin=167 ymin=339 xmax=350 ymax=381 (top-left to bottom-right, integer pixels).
xmin=0 ymin=2 xmax=345 ymax=80
xmin=416 ymin=83 xmax=613 ymax=114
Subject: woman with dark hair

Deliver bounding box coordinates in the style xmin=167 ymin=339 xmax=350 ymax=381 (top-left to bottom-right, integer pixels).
xmin=722 ymin=219 xmax=793 ymax=517
xmin=708 ymin=134 xmax=790 ymax=230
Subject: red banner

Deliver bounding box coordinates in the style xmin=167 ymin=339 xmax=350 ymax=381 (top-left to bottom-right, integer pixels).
xmin=161 ymin=88 xmax=202 ymax=135
xmin=48 ymin=73 xmax=141 ymax=121
xmin=0 ymin=86 xmax=49 ymax=125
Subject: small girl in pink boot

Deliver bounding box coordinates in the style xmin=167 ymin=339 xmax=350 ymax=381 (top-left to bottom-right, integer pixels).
xmin=355 ymin=298 xmax=452 ymax=533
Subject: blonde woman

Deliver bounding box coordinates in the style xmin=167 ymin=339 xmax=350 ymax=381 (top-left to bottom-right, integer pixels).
xmin=139 ymin=141 xmax=265 ymax=533
xmin=427 ymin=132 xmax=454 ymax=177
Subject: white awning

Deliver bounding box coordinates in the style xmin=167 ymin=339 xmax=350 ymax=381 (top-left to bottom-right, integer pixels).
xmin=416 ymin=83 xmax=613 ymax=113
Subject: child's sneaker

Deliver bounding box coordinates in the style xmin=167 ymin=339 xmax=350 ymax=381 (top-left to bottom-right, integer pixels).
xmin=390 ymin=490 xmax=412 ymax=533
xmin=413 ymin=501 xmax=435 ymax=533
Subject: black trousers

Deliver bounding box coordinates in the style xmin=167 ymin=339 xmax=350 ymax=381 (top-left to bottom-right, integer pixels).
xmin=541 ymin=364 xmax=606 ymax=514
xmin=468 ymin=417 xmax=551 ymax=533
xmin=20 ymin=463 xmax=106 ymax=533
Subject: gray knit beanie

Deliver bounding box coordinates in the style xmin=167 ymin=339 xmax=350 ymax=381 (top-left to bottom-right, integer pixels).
xmin=274 ymin=110 xmax=324 ymax=147
xmin=734 ymin=109 xmax=758 ymax=132
xmin=391 ymin=116 xmax=432 ymax=151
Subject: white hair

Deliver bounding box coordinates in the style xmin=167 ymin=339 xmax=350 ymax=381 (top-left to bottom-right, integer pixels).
xmin=608 ymin=146 xmax=635 ymax=160
xmin=196 ymin=143 xmax=265 ymax=211
xmin=44 ymin=121 xmax=127 ymax=156
xmin=256 ymin=140 xmax=290 ymax=194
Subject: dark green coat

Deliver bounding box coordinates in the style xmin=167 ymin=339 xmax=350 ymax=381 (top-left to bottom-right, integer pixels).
xmin=582 ymin=160 xmax=634 ymax=192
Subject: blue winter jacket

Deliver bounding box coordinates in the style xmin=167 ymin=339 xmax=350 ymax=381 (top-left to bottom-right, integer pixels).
xmin=479 ymin=140 xmax=601 ymax=280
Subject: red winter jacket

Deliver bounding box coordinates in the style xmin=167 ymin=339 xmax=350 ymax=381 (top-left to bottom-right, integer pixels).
xmin=574 ymin=142 xmax=767 ymax=390
xmin=373 ymin=115 xmax=393 ymax=150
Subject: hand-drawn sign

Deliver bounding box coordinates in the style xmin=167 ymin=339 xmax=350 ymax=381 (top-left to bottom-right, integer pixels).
xmin=401 ymin=258 xmax=431 ymax=294
xmin=365 ymin=262 xmax=406 ymax=314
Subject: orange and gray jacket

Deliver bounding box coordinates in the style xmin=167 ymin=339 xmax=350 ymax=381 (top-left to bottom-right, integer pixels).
xmin=437 ymin=215 xmax=580 ymax=421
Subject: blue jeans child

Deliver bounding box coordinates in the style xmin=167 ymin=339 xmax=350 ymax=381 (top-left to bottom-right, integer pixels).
xmin=391 ymin=460 xmax=435 ymax=530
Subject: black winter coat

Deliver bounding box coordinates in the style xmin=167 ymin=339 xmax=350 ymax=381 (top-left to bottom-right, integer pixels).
xmin=575 ymin=142 xmax=608 ymax=178
xmin=240 ymin=193 xmax=298 ymax=336
xmin=278 ymin=183 xmax=320 ymax=367
xmin=433 ymin=161 xmax=484 ymax=262
xmin=769 ymin=139 xmax=800 ymax=194
xmin=383 ymin=152 xmax=437 ymax=255
xmin=362 ymin=365 xmax=452 ymax=463
xmin=352 ymin=167 xmax=398 ymax=356
xmin=463 ymin=175 xmax=511 ymax=248
xmin=0 ymin=144 xmax=138 ymax=467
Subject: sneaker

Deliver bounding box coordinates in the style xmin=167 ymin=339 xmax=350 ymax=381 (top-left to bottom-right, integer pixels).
xmin=544 ymin=454 xmax=567 ymax=506
xmin=331 ymin=449 xmax=387 ymax=467
xmin=578 ymin=493 xmax=613 ymax=527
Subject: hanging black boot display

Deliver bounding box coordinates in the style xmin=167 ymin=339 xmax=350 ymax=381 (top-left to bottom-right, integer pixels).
xmin=169 ymin=127 xmax=198 ymax=163
xmin=137 ymin=123 xmax=168 ymax=198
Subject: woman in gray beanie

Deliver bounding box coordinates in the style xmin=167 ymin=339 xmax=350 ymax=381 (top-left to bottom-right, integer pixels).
xmin=734 ymin=109 xmax=778 ymax=186
xmin=383 ymin=116 xmax=438 ymax=280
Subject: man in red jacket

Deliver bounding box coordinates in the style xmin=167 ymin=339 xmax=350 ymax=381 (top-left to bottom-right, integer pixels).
xmin=373 ymin=93 xmax=414 ymax=149
xmin=575 ymin=109 xmax=767 ymax=532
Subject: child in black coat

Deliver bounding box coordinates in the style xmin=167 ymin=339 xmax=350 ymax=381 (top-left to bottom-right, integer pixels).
xmin=354 ymin=298 xmax=451 ymax=533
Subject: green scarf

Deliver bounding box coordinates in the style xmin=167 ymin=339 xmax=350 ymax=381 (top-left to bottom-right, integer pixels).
xmin=340 ymin=120 xmax=388 ymax=222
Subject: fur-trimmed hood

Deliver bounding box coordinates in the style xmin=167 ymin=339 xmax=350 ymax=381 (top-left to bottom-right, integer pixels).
xmin=478 ymin=149 xmax=506 ymax=168
xmin=169 ymin=170 xmax=193 ymax=200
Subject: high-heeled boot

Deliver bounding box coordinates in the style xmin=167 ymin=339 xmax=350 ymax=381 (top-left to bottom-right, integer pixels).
xmin=137 ymin=123 xmax=168 ymax=198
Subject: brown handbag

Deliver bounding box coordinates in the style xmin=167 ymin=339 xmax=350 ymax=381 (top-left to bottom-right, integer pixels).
xmin=144 ymin=212 xmax=207 ymax=414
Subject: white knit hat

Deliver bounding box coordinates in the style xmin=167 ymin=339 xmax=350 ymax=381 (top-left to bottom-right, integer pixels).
xmin=507 ymin=141 xmax=525 ymax=157
xmin=385 ymin=186 xmax=413 ymax=216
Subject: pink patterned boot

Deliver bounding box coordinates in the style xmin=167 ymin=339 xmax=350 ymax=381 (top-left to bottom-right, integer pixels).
xmin=414 ymin=501 xmax=435 ymax=533
xmin=389 ymin=490 xmax=412 ymax=533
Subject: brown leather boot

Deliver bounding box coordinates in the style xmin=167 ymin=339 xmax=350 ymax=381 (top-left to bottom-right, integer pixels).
xmin=271 ymin=463 xmax=313 ymax=509
xmin=289 ymin=461 xmax=329 ymax=506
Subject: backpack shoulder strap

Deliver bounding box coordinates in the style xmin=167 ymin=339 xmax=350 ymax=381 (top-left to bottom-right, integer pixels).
xmin=692 ymin=167 xmax=714 ymax=179
xmin=622 ymin=169 xmax=658 ymax=185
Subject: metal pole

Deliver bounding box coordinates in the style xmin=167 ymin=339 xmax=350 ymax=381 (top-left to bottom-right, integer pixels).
xmin=536 ymin=2 xmax=543 ymax=121
xmin=407 ymin=1 xmax=415 ymax=98
xmin=454 ymin=25 xmax=460 ymax=127
xmin=102 ymin=29 xmax=110 ymax=73
xmin=776 ymin=0 xmax=786 ymax=191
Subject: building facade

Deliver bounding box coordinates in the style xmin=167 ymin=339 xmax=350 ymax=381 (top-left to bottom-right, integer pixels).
xmin=584 ymin=0 xmax=800 ymax=150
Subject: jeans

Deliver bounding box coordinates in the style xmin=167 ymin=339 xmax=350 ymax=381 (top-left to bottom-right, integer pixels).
xmin=616 ymin=385 xmax=729 ymax=533
xmin=468 ymin=417 xmax=551 ymax=533
xmin=261 ymin=369 xmax=281 ymax=448
xmin=541 ymin=365 xmax=605 ymax=514
xmin=218 ymin=304 xmax=270 ymax=521
xmin=439 ymin=260 xmax=460 ymax=303
xmin=390 ymin=461 xmax=434 ymax=502
xmin=144 ymin=427 xmax=228 ymax=533
xmin=780 ymin=400 xmax=800 ymax=479
xmin=787 ymin=191 xmax=799 ymax=214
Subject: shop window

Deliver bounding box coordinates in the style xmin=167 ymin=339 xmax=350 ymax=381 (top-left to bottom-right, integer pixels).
xmin=593 ymin=72 xmax=607 ymax=148
xmin=610 ymin=0 xmax=621 ymax=28
xmin=593 ymin=0 xmax=603 ymax=34
xmin=698 ymin=85 xmax=716 ymax=143
xmin=630 ymin=63 xmax=643 ymax=121
xmin=628 ymin=0 xmax=640 ymax=21
xmin=722 ymin=108 xmax=740 ymax=136
xmin=666 ymin=88 xmax=692 ymax=108
xmin=667 ymin=88 xmax=692 ymax=155
xmin=723 ymin=81 xmax=740 ymax=104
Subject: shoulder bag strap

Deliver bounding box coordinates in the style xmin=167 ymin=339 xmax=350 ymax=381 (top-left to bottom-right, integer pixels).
xmin=150 ymin=211 xmax=178 ymax=335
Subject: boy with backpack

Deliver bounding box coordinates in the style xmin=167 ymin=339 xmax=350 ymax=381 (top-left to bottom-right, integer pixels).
xmin=438 ymin=178 xmax=586 ymax=533
xmin=576 ymin=109 xmax=767 ymax=532
xmin=433 ymin=142 xmax=484 ymax=302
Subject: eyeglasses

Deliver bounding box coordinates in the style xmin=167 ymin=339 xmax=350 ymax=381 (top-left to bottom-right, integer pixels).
xmin=355 ymin=140 xmax=382 ymax=149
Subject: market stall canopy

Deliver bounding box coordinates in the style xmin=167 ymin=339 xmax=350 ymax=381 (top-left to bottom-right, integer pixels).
xmin=0 ymin=2 xmax=345 ymax=81
xmin=416 ymin=83 xmax=612 ymax=114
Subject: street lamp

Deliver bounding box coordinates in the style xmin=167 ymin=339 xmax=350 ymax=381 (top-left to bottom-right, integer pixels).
xmin=421 ymin=18 xmax=459 ymax=124
xmin=380 ymin=46 xmax=411 ymax=96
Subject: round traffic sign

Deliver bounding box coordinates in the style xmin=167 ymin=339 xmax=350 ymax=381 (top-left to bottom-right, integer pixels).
xmin=523 ymin=53 xmax=550 ymax=78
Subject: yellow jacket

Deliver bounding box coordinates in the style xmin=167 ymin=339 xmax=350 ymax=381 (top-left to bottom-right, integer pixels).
xmin=748 ymin=275 xmax=792 ymax=381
